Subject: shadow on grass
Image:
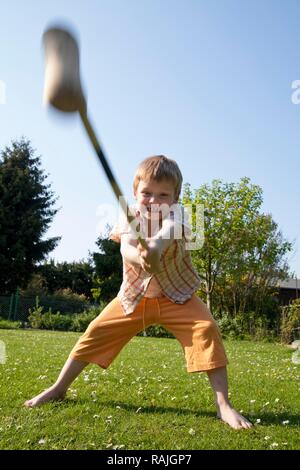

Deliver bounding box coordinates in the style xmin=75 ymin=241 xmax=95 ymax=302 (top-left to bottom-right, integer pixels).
xmin=55 ymin=398 xmax=300 ymax=426
xmin=50 ymin=397 xmax=217 ymax=420
xmin=98 ymin=399 xmax=218 ymax=419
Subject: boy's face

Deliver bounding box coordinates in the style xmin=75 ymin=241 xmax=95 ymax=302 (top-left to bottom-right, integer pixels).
xmin=134 ymin=178 xmax=177 ymax=219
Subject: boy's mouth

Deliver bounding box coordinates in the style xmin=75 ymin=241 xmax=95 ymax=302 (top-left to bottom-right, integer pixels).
xmin=146 ymin=205 xmax=159 ymax=213
xmin=138 ymin=204 xmax=166 ymax=218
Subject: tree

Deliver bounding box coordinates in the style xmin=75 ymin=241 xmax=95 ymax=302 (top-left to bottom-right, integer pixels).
xmin=92 ymin=228 xmax=122 ymax=302
xmin=182 ymin=177 xmax=292 ymax=315
xmin=0 ymin=139 xmax=60 ymax=294
xmin=223 ymin=213 xmax=291 ymax=316
xmin=37 ymin=259 xmax=94 ymax=298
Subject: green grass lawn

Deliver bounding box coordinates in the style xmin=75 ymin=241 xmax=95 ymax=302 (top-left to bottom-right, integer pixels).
xmin=0 ymin=329 xmax=299 ymax=450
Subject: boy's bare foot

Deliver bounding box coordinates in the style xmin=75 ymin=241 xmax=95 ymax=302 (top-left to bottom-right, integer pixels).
xmin=24 ymin=386 xmax=66 ymax=408
xmin=217 ymin=403 xmax=253 ymax=429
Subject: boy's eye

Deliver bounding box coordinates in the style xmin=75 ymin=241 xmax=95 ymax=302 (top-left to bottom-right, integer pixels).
xmin=142 ymin=192 xmax=151 ymax=196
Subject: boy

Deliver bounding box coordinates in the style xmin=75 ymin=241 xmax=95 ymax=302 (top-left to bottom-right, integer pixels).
xmin=25 ymin=155 xmax=252 ymax=430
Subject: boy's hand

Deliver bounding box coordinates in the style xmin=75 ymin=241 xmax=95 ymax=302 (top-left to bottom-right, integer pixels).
xmin=137 ymin=240 xmax=162 ymax=274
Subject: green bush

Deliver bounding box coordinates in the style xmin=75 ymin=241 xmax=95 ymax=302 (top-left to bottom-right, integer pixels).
xmin=137 ymin=324 xmax=174 ymax=339
xmin=70 ymin=306 xmax=103 ymax=332
xmin=0 ymin=317 xmax=22 ymax=329
xmin=235 ymin=312 xmax=274 ymax=341
xmin=41 ymin=310 xmax=73 ymax=331
xmin=215 ymin=311 xmax=277 ymax=341
xmin=28 ymin=304 xmax=44 ymax=329
xmin=27 ymin=301 xmax=176 ymax=337
xmin=244 ymin=313 xmax=276 ymax=341
xmin=280 ymin=299 xmax=300 ymax=344
xmin=216 ymin=314 xmax=245 ymax=339
xmin=31 ymin=291 xmax=89 ymax=316
xmin=16 ymin=289 xmax=91 ymax=322
xmin=27 ymin=303 xmax=106 ymax=332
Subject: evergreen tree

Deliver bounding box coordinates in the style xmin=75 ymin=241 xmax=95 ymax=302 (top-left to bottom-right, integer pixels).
xmin=0 ymin=139 xmax=60 ymax=293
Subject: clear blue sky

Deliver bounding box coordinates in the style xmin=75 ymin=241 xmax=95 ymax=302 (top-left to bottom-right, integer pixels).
xmin=1 ymin=0 xmax=299 ymax=276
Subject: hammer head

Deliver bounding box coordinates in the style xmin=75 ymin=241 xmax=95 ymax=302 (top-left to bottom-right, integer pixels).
xmin=42 ymin=27 xmax=87 ymax=113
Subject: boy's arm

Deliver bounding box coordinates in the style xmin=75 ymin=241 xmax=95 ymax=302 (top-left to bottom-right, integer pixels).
xmin=138 ymin=217 xmax=180 ymax=273
xmin=121 ymin=217 xmax=181 ymax=273
xmin=149 ymin=217 xmax=178 ymax=253
xmin=120 ymin=233 xmax=141 ymax=266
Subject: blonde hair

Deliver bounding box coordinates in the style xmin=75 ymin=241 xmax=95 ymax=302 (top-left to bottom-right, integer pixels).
xmin=133 ymin=155 xmax=183 ymax=201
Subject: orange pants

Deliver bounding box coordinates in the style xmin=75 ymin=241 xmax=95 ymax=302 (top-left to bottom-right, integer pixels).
xmin=69 ymin=294 xmax=228 ymax=372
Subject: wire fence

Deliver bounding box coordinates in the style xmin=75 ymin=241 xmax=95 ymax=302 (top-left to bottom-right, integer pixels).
xmin=0 ymin=291 xmax=91 ymax=322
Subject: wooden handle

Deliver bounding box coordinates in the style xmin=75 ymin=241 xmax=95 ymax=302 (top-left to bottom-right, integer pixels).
xmin=79 ymin=110 xmax=147 ymax=248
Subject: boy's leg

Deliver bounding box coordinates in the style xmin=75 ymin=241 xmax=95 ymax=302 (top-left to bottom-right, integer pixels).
xmin=24 ymin=358 xmax=88 ymax=408
xmin=158 ymin=294 xmax=229 ymax=372
xmin=207 ymin=366 xmax=252 ymax=429
xmin=158 ymin=295 xmax=252 ymax=429
xmin=68 ymin=297 xmax=147 ymax=366
xmin=24 ymin=297 xmax=146 ymax=407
